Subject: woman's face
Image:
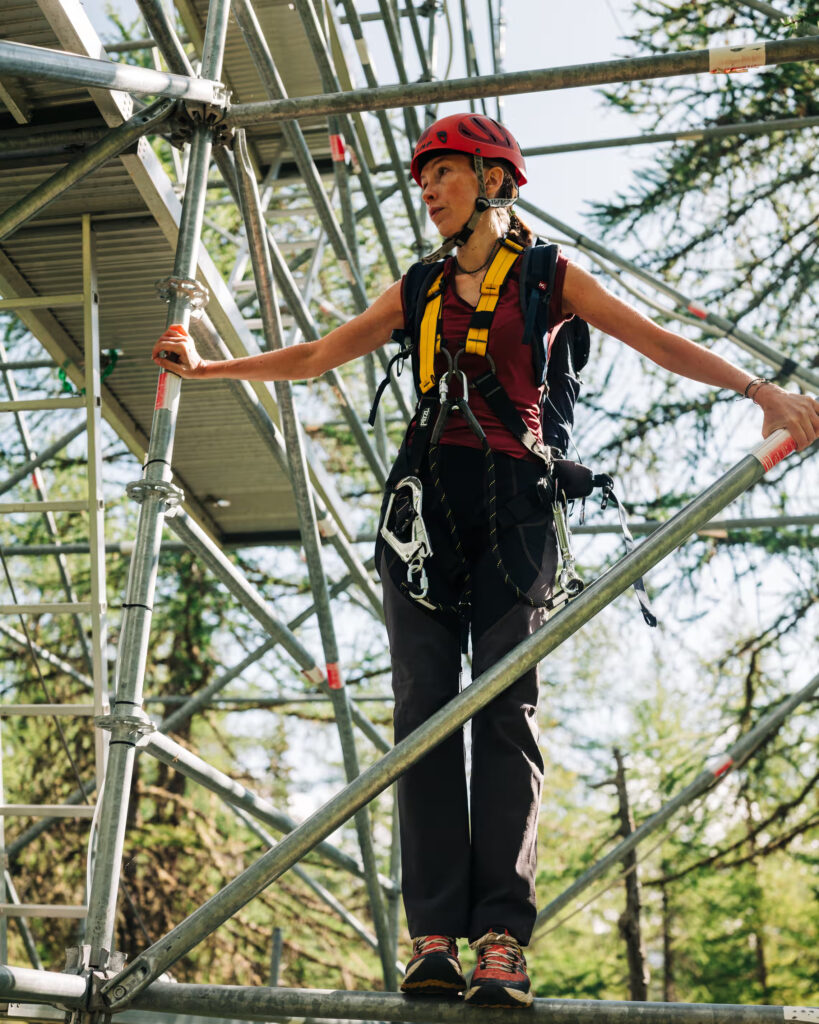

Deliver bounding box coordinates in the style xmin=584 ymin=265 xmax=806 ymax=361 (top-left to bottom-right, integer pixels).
xmin=419 ymin=153 xmax=480 ymax=237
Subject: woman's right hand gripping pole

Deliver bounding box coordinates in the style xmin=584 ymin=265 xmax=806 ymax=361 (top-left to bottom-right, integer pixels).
xmin=152 ymin=324 xmax=209 ymax=379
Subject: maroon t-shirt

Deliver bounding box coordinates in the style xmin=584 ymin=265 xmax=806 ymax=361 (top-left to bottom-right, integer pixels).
xmin=401 ymin=251 xmax=570 ymax=460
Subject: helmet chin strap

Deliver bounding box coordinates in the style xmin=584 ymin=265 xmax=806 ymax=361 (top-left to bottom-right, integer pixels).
xmin=421 ymin=154 xmax=519 ymax=265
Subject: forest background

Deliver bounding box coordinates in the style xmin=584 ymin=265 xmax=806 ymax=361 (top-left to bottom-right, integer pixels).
xmin=0 ymin=0 xmax=817 ymax=1009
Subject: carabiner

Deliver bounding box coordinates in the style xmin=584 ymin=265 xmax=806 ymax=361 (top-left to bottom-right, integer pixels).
xmin=380 ymin=476 xmax=433 ymax=568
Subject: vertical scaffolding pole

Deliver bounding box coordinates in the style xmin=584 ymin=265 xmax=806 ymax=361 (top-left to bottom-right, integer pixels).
xmin=82 ymin=215 xmax=109 ymax=792
xmin=82 ymin=0 xmax=231 ymax=970
xmin=233 ymin=130 xmax=396 ymax=991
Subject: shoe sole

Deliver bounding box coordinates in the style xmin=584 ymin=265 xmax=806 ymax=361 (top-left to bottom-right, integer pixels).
xmin=401 ymin=956 xmax=465 ymax=997
xmin=401 ymin=982 xmax=464 ymax=998
xmin=464 ymin=983 xmax=533 ymax=1008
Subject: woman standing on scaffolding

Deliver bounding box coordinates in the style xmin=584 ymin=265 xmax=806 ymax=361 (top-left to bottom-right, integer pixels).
xmin=153 ymin=113 xmax=819 ymax=1008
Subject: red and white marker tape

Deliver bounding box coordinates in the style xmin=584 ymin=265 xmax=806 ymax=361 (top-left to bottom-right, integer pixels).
xmin=709 ymin=42 xmax=766 ymax=74
xmin=708 ymin=755 xmax=733 ymax=779
xmin=686 ymin=300 xmax=709 ymax=320
xmin=751 ymin=430 xmax=797 ymax=473
xmin=326 ymin=662 xmax=343 ymax=689
xmin=330 ymin=134 xmax=346 ymax=163
xmin=155 ymin=371 xmax=173 ymax=411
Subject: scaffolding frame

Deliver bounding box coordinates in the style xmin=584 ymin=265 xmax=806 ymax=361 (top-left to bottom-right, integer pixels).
xmin=0 ymin=2 xmax=817 ymax=1021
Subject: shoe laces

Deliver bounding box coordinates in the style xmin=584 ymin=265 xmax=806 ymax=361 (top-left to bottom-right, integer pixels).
xmin=412 ymin=934 xmax=457 ymax=957
xmin=471 ymin=930 xmax=526 ymax=972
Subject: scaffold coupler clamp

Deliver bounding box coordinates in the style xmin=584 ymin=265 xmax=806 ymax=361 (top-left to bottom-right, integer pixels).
xmin=125 ymin=478 xmax=185 ymax=517
xmin=65 ymin=944 xmax=127 ymax=979
xmin=155 ymin=275 xmax=210 ymax=321
xmin=95 ymin=704 xmax=155 ymax=744
xmin=380 ymin=475 xmax=432 ymax=600
xmin=167 ymin=83 xmax=232 ymax=148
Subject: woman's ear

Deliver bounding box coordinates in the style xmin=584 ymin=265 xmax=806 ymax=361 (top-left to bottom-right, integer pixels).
xmin=484 ymin=165 xmax=506 ymax=198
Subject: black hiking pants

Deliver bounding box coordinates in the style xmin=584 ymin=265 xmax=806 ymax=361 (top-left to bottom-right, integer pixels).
xmin=378 ymin=445 xmax=558 ymax=945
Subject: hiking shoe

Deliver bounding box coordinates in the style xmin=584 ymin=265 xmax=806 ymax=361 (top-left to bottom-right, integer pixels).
xmin=401 ymin=935 xmax=466 ymax=996
xmin=465 ymin=930 xmax=533 ymax=1008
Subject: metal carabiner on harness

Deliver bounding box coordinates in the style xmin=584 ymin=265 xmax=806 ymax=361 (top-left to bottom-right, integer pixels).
xmin=431 ymin=348 xmax=454 ymax=445
xmin=552 ymin=497 xmax=584 ymax=598
xmin=380 ymin=476 xmax=433 ymax=599
xmin=451 ymin=351 xmax=487 ymax=442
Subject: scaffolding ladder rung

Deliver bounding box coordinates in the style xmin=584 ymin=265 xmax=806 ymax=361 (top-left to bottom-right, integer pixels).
xmin=0 ymin=398 xmax=86 ymax=412
xmin=0 ymin=602 xmax=94 ymax=615
xmin=0 ymin=903 xmax=88 ymax=918
xmin=0 ymin=704 xmax=96 ymax=716
xmin=0 ymin=804 xmax=95 ymax=818
xmin=0 ymin=500 xmax=88 ymax=514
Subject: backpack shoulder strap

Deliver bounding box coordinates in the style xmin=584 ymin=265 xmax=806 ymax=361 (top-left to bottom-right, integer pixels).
xmin=519 ymin=240 xmax=561 ymax=384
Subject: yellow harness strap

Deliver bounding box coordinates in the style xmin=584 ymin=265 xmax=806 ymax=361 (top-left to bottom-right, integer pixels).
xmin=464 ymin=239 xmax=523 ymax=356
xmin=417 ymin=238 xmax=523 ymax=393
xmin=418 ymin=270 xmax=444 ymax=394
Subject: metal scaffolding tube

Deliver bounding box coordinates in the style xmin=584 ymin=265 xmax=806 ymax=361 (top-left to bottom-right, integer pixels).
xmin=0 ymin=39 xmax=224 ymax=104
xmin=333 ymin=0 xmax=425 ymax=247
xmin=0 ymin=420 xmax=87 ymax=498
xmin=121 ymin=17 xmax=383 ymax=591
xmin=522 ymin=114 xmax=819 ymax=155
xmin=1 ymin=633 xmax=380 ymax=887
xmin=0 ymin=278 xmax=98 ymax=683
xmin=134 ymin=0 xmax=196 ymax=76
xmin=227 ymin=36 xmax=819 ymax=125
xmin=296 ymin=0 xmax=420 ymax=266
xmin=373 ymin=0 xmax=422 ymax=141
xmin=517 ymin=198 xmax=819 ymax=393
xmin=99 ymin=431 xmax=803 ymax=1007
xmin=149 ymin=694 xmax=391 ymax=708
xmin=234 ymin=129 xmax=396 ymax=990
xmin=141 ymin=730 xmax=396 ymax=896
xmin=167 ymin=510 xmax=324 ymax=679
xmin=230 ymin=0 xmax=410 ymax=439
xmin=81 ymin=0 xmax=232 ymax=970
xmin=733 ymin=0 xmax=819 ymax=34
xmin=531 ymin=668 xmax=819 ymax=938
xmin=4 ymin=966 xmax=814 ymax=1023
xmin=0 ymin=98 xmax=174 ymax=241
xmin=0 ymin=126 xmax=111 ymax=158
xmin=251 ymin=199 xmax=390 ymax=485
xmin=130 ymin=984 xmax=815 ymax=1024
xmin=228 ymin=803 xmax=401 ymax=970
xmin=3 ymin=871 xmax=43 ymax=971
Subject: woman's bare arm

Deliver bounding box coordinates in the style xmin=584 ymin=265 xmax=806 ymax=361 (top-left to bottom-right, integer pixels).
xmin=562 ymin=261 xmax=819 ymax=450
xmin=151 ymin=280 xmax=404 ymax=381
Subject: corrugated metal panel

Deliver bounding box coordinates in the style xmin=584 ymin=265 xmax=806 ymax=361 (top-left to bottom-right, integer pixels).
xmin=0 ymin=1 xmax=352 ymax=541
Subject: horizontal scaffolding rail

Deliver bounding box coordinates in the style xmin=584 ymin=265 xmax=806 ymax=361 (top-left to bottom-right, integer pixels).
xmin=0 ymin=39 xmax=225 ymax=104
xmin=227 ymin=37 xmax=819 ymax=125
xmin=0 ymin=967 xmax=815 ymax=1024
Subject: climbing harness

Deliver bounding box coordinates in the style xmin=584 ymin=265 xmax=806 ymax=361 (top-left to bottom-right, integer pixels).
xmin=375 ymin=235 xmax=657 ymax=626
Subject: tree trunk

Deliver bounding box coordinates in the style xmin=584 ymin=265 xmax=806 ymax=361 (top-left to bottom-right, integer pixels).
xmin=614 ymin=747 xmax=650 ymax=1001
xmin=661 ymin=877 xmax=675 ymax=1003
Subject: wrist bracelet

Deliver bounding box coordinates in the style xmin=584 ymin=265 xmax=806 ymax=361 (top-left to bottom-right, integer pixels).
xmin=742 ymin=376 xmax=771 ymax=399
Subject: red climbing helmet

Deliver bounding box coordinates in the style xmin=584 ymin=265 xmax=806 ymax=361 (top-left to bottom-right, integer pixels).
xmin=411 ymin=113 xmax=527 ymax=187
